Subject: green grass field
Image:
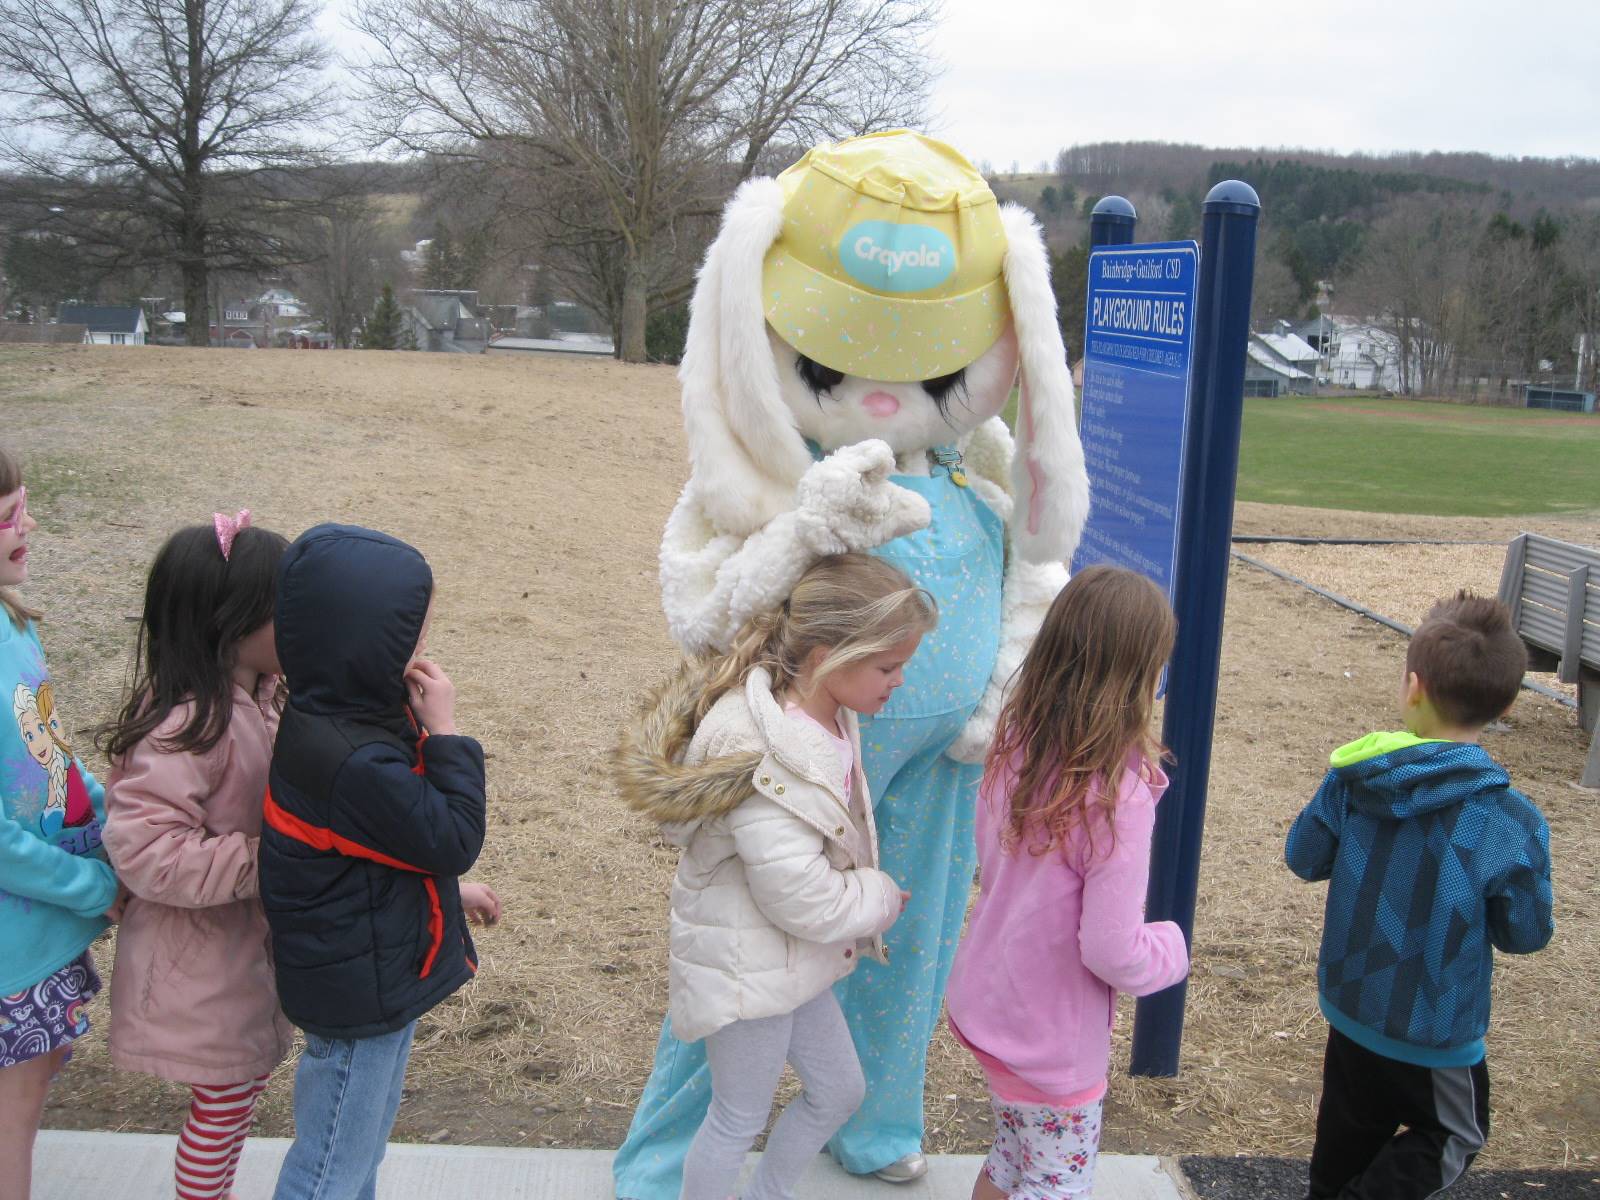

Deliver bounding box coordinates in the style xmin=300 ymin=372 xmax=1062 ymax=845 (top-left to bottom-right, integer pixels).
xmin=1236 ymin=395 xmax=1600 ymax=516
xmin=1011 ymin=388 xmax=1599 ymax=517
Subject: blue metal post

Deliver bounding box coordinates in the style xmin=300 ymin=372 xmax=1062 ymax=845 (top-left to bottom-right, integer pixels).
xmin=1129 ymin=180 xmax=1261 ymax=1078
xmin=1089 ymin=195 xmax=1138 ymax=248
xmin=1086 ymin=197 xmax=1137 ymax=372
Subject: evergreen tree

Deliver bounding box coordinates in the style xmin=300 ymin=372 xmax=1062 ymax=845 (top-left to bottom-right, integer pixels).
xmin=421 ymin=222 xmax=458 ymax=289
xmin=362 ymin=283 xmax=405 ymax=349
xmin=1050 ymin=244 xmax=1089 ymax=362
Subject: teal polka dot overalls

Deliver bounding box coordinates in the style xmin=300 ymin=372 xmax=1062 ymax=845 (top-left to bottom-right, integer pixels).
xmin=614 ymin=449 xmax=1005 ymax=1195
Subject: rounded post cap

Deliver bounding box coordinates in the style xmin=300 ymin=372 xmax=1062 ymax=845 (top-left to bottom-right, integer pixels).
xmin=1203 ymin=180 xmax=1261 ymax=215
xmin=1090 ymin=195 xmax=1137 ymax=223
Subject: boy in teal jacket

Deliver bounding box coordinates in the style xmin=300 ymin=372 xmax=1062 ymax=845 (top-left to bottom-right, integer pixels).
xmin=1286 ymin=591 xmax=1553 ymax=1199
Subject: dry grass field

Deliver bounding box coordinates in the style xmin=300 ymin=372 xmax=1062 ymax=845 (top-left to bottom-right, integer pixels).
xmin=4 ymin=344 xmax=1596 ymax=1172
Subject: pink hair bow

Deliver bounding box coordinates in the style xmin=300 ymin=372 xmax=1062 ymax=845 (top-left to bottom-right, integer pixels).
xmin=213 ymin=509 xmax=252 ymax=561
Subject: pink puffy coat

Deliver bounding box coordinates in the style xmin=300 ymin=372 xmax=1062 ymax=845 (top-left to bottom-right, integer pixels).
xmin=103 ymin=681 xmax=293 ymax=1085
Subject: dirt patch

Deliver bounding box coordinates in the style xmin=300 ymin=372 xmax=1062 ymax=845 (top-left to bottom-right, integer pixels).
xmin=5 ymin=345 xmax=1596 ymax=1171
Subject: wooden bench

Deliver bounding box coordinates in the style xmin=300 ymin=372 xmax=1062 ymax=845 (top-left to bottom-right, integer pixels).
xmin=1498 ymin=532 xmax=1600 ymax=788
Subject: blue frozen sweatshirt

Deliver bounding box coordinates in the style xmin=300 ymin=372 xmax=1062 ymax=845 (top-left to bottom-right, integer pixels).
xmin=1286 ymin=731 xmax=1553 ymax=1068
xmin=0 ymin=614 xmax=116 ymax=994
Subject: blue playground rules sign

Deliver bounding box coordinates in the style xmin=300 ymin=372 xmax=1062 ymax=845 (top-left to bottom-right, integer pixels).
xmin=1072 ymin=240 xmax=1199 ymax=601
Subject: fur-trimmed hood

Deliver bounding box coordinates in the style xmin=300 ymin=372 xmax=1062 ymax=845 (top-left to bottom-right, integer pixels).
xmin=614 ymin=662 xmax=869 ymax=858
xmin=612 ymin=657 xmax=762 ymax=828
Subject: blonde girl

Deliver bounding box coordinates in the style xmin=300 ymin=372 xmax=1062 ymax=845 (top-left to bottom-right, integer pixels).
xmin=616 ymin=553 xmax=936 ymax=1200
xmin=946 ymin=565 xmax=1192 ymax=1200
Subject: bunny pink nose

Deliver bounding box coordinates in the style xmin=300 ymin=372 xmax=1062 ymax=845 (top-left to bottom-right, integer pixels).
xmin=862 ymin=391 xmax=900 ymax=418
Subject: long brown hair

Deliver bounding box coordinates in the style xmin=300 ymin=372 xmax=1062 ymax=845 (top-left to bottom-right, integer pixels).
xmin=98 ymin=523 xmax=288 ymax=760
xmin=987 ymin=564 xmax=1176 ymax=858
xmin=0 ymin=447 xmax=41 ymax=631
xmin=695 ymin=553 xmax=937 ymax=722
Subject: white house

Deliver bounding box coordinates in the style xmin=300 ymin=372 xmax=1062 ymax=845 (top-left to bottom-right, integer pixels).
xmin=57 ymin=305 xmax=147 ymax=345
xmin=1296 ymin=313 xmax=1409 ymax=391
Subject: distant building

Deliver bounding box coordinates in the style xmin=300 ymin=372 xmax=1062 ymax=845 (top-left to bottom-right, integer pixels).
xmin=57 ymin=305 xmax=147 ymax=345
xmin=208 ymin=302 xmax=269 ymax=348
xmin=485 ymin=333 xmax=616 ymax=358
xmin=1244 ymin=332 xmax=1313 ymax=397
xmin=403 ymin=289 xmax=492 ymax=353
xmin=1296 ymin=313 xmax=1409 ymax=391
xmin=1257 ymin=324 xmax=1320 ymax=377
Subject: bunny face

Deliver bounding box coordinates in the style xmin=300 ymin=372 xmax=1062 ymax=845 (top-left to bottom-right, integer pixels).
xmin=771 ymin=325 xmax=1019 ymax=457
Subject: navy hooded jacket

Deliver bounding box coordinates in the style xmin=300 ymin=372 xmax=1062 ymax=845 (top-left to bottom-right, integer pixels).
xmin=1286 ymin=731 xmax=1553 ymax=1068
xmin=260 ymin=524 xmax=487 ymax=1040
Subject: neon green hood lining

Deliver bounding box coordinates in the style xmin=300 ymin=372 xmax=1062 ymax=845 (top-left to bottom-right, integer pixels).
xmin=1329 ymin=730 xmax=1447 ymax=769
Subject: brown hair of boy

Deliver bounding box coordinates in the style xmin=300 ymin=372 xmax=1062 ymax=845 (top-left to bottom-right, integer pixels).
xmin=987 ymin=564 xmax=1176 ymax=858
xmin=1405 ymin=590 xmax=1527 ymax=728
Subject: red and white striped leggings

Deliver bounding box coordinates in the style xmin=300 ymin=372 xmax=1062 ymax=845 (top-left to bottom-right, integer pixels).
xmin=175 ymin=1075 xmax=270 ymax=1200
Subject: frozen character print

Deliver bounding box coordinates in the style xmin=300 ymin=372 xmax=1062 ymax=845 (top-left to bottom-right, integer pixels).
xmin=14 ymin=681 xmax=102 ymax=853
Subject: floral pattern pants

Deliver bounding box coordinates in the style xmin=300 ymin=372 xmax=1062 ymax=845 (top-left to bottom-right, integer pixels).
xmin=982 ymin=1095 xmax=1104 ymax=1199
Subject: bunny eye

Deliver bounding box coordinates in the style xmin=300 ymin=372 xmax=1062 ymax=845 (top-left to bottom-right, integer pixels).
xmin=795 ymin=354 xmax=846 ymax=401
xmin=922 ymin=368 xmax=968 ymax=422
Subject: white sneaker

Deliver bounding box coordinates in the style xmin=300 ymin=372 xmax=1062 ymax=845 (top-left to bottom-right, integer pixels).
xmin=871 ymin=1152 xmax=928 ymax=1183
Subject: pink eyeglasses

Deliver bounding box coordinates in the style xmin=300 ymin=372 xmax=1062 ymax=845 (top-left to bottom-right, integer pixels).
xmin=0 ymin=486 xmax=26 ymax=532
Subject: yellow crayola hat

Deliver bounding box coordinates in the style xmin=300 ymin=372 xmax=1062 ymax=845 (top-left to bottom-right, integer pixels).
xmin=762 ymin=130 xmax=1010 ymax=383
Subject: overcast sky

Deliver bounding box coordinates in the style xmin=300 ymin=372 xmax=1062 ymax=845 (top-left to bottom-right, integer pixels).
xmin=924 ymin=0 xmax=1600 ymax=167
xmin=317 ymin=0 xmax=1598 ymax=167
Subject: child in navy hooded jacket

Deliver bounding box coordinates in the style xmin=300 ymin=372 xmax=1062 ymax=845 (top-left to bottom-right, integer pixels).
xmin=1287 ymin=591 xmax=1553 ymax=1200
xmin=262 ymin=524 xmax=500 ymax=1200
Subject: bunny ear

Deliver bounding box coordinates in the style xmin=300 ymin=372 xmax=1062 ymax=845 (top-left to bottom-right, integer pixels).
xmin=678 ymin=177 xmax=814 ymax=538
xmin=999 ymin=203 xmax=1090 ymax=565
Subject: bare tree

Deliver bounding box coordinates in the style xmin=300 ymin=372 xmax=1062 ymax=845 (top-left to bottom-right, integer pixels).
xmin=1251 ymin=251 xmax=1303 ymax=331
xmin=295 ymin=198 xmax=404 ymax=348
xmin=0 ymin=0 xmax=340 ymax=344
xmin=349 ymin=0 xmax=941 ymax=361
xmin=1566 ymin=213 xmax=1600 ymax=393
xmin=1344 ymin=198 xmax=1478 ymax=395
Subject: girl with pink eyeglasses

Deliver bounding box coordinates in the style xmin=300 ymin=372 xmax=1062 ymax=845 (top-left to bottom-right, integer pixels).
xmin=0 ymin=446 xmax=123 ymax=1200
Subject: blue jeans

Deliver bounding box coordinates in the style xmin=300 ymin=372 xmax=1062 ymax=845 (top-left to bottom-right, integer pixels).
xmin=272 ymin=1021 xmax=417 ymax=1200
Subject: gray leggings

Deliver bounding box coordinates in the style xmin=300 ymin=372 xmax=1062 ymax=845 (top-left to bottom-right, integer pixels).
xmin=680 ymin=988 xmax=865 ymax=1200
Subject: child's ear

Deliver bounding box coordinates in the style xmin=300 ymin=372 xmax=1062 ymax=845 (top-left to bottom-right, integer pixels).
xmin=1403 ymin=671 xmax=1425 ymax=708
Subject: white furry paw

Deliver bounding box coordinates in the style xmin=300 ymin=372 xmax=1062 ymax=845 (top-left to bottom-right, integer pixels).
xmin=794 ymin=440 xmax=931 ymax=555
xmin=946 ymin=704 xmax=998 ymax=764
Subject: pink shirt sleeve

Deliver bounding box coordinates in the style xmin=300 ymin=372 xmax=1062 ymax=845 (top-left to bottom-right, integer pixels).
xmin=1075 ymin=775 xmax=1189 ymax=997
xmin=104 ymin=737 xmax=258 ymax=909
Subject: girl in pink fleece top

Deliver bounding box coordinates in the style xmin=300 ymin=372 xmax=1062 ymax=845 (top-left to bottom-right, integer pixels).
xmin=946 ymin=566 xmax=1190 ymax=1200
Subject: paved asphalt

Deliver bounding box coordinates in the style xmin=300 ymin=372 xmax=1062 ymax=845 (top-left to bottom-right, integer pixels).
xmin=1180 ymin=1155 xmax=1600 ymax=1199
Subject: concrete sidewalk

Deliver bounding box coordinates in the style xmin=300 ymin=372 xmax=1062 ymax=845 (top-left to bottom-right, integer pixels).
xmin=34 ymin=1130 xmax=1186 ymax=1198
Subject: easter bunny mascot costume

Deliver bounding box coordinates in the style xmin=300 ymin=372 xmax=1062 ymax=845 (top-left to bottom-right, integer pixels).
xmin=614 ymin=131 xmax=1089 ymax=1198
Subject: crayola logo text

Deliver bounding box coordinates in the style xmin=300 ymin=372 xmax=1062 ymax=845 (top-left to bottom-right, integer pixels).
xmin=839 ymin=221 xmax=957 ymax=293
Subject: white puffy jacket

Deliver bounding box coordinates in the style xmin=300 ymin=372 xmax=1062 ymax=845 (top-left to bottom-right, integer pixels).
xmin=614 ymin=663 xmax=902 ymax=1043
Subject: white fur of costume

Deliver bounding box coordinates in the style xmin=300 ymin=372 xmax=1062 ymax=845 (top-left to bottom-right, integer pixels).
xmin=659 ymin=176 xmax=1089 ymax=762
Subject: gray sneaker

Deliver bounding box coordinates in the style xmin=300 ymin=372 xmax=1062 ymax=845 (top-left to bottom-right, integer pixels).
xmin=871 ymin=1152 xmax=928 ymax=1183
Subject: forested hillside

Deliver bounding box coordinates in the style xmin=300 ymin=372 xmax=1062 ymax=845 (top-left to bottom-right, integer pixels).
xmin=997 ymin=142 xmax=1600 ymax=394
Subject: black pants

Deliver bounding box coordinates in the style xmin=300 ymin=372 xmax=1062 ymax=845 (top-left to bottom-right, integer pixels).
xmin=1307 ymin=1026 xmax=1490 ymax=1199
